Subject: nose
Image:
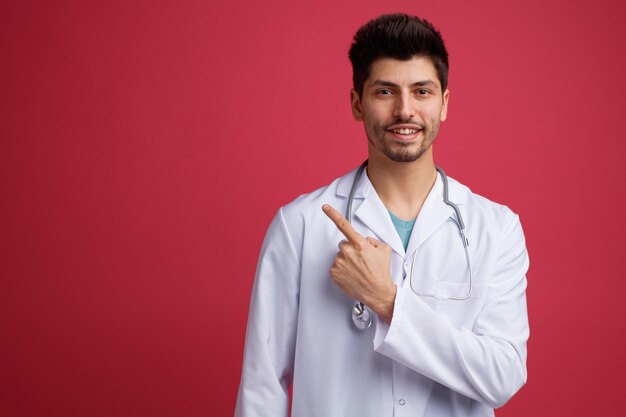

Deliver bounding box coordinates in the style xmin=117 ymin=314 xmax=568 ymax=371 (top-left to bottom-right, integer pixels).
xmin=393 ymin=92 xmax=415 ymax=120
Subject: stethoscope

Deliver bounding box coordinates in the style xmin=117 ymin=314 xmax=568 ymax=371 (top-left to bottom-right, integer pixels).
xmin=348 ymin=160 xmax=473 ymax=330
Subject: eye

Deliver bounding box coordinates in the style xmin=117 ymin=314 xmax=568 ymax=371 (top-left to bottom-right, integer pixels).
xmin=416 ymin=89 xmax=431 ymax=96
xmin=376 ymin=89 xmax=393 ymax=96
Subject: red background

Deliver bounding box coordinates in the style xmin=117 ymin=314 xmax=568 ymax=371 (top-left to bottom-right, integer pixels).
xmin=2 ymin=0 xmax=625 ymax=415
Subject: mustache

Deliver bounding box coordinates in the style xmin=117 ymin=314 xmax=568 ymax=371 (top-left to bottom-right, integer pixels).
xmin=384 ymin=120 xmax=425 ymax=129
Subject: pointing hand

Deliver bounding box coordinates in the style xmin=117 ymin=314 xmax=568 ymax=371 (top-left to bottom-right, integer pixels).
xmin=322 ymin=204 xmax=397 ymax=323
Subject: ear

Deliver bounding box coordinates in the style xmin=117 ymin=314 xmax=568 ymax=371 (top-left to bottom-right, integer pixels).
xmin=440 ymin=89 xmax=450 ymax=122
xmin=350 ymin=89 xmax=363 ymax=121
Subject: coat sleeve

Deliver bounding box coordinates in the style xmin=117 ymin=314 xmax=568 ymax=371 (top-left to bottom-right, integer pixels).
xmin=235 ymin=208 xmax=301 ymax=417
xmin=373 ymin=210 xmax=530 ymax=408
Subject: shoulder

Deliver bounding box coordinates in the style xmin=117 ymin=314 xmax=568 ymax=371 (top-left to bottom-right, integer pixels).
xmin=280 ymin=166 xmax=359 ymax=222
xmin=448 ymin=178 xmax=529 ymax=283
xmin=446 ymin=175 xmax=524 ymax=248
xmin=267 ymin=167 xmax=360 ymax=250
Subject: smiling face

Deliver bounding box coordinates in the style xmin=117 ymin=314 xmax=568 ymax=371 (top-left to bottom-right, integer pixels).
xmin=351 ymin=56 xmax=449 ymax=163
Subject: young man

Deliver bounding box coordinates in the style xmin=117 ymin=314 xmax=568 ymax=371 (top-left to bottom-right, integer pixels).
xmin=235 ymin=13 xmax=529 ymax=417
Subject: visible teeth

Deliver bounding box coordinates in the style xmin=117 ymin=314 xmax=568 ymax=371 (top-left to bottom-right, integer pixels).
xmin=392 ymin=128 xmax=419 ymax=135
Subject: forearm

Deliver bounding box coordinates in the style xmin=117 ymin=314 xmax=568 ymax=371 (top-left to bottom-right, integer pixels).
xmin=374 ymin=283 xmax=528 ymax=408
xmin=235 ymin=208 xmax=300 ymax=416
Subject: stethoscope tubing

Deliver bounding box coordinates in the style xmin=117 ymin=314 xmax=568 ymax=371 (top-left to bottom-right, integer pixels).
xmin=346 ymin=160 xmax=473 ymax=330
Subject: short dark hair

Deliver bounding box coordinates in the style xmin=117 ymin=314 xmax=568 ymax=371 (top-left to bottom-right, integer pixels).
xmin=348 ymin=13 xmax=449 ymax=98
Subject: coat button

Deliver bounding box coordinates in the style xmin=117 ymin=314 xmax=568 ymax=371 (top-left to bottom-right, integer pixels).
xmin=399 ymin=399 xmax=406 ymax=406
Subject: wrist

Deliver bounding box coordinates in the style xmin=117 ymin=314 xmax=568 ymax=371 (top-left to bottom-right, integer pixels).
xmin=368 ymin=281 xmax=397 ymax=324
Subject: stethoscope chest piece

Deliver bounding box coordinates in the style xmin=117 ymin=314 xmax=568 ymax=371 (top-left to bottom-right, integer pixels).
xmin=352 ymin=302 xmax=372 ymax=330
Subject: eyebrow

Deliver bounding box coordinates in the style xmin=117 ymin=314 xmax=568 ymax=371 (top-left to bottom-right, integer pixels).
xmin=370 ymin=79 xmax=439 ymax=90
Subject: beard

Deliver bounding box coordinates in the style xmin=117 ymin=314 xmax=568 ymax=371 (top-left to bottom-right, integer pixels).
xmin=365 ymin=118 xmax=440 ymax=163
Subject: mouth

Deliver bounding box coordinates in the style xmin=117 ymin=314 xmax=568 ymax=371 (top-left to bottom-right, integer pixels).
xmin=389 ymin=127 xmax=421 ymax=135
xmin=386 ymin=125 xmax=424 ymax=142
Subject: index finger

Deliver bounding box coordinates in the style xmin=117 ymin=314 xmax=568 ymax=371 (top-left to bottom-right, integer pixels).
xmin=322 ymin=204 xmax=365 ymax=244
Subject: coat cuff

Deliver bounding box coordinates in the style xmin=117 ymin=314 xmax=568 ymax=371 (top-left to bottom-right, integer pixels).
xmin=373 ymin=285 xmax=407 ymax=350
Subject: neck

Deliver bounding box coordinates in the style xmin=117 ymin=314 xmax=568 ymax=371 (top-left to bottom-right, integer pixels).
xmin=366 ymin=148 xmax=437 ymax=221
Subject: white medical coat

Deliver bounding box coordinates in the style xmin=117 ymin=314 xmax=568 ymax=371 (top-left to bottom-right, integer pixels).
xmin=235 ymin=166 xmax=529 ymax=417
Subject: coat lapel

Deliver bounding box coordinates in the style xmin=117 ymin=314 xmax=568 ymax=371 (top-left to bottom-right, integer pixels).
xmin=337 ymin=167 xmax=405 ymax=257
xmin=405 ymin=172 xmax=455 ymax=260
xmin=354 ymin=185 xmax=406 ymax=257
xmin=336 ymin=166 xmax=468 ymax=260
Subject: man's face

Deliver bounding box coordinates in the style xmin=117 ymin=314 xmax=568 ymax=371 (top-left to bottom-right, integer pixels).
xmin=351 ymin=56 xmax=449 ymax=163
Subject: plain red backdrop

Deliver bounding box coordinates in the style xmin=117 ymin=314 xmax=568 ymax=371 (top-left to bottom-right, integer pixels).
xmin=2 ymin=0 xmax=625 ymax=415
